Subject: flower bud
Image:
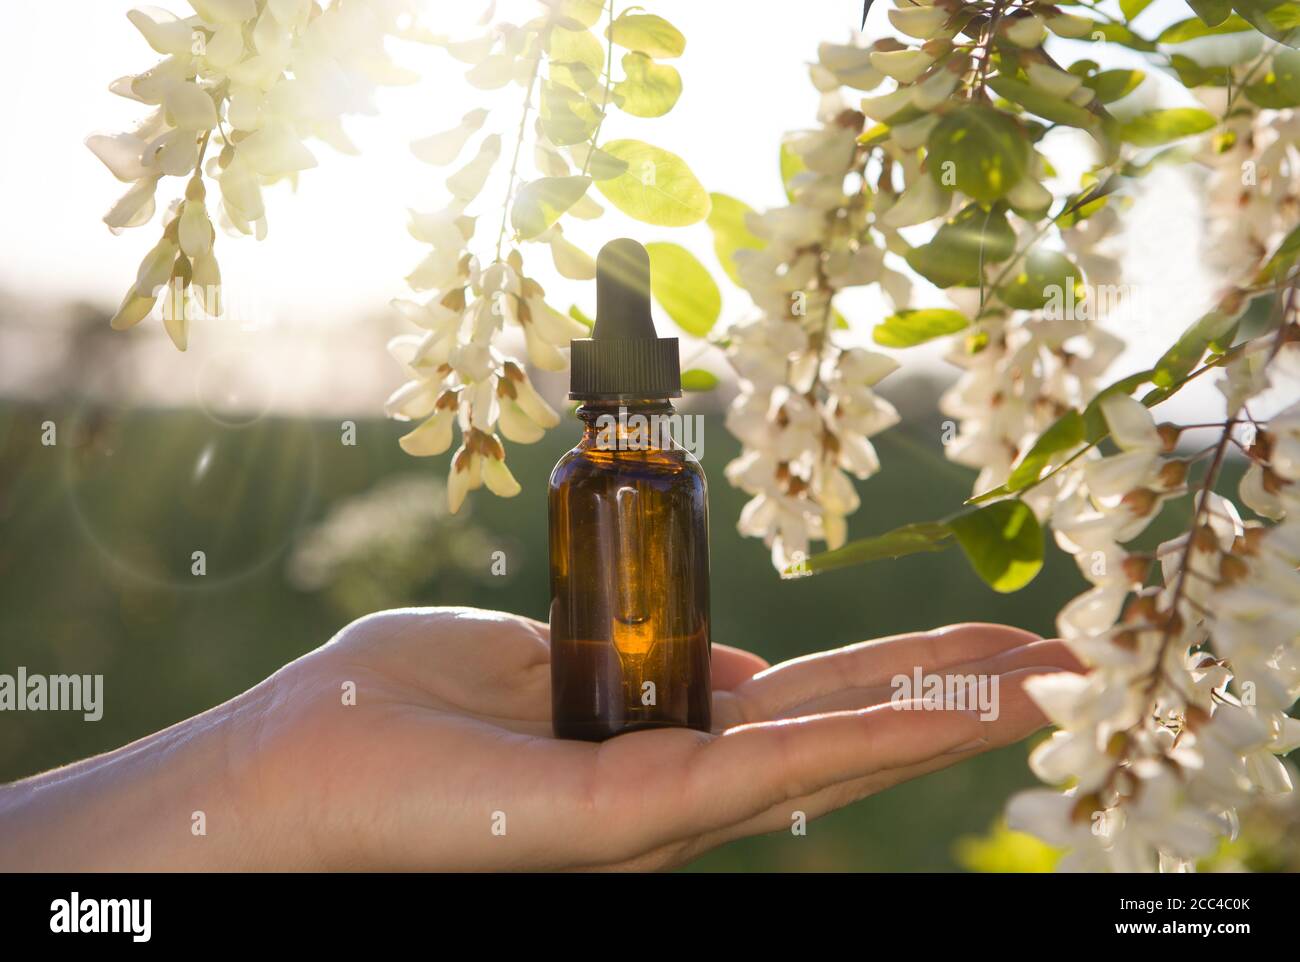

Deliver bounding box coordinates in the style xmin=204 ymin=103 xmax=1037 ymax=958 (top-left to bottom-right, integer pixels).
xmin=1192 ymin=524 xmax=1219 ymax=553
xmin=1156 ymin=459 xmax=1188 ymax=488
xmin=1120 ymin=487 xmax=1158 ymax=517
xmin=1121 ymin=555 xmax=1149 ymax=585
xmin=888 ymin=6 xmax=951 ymax=40
xmin=109 ymin=287 xmax=157 ymax=331
xmin=134 ymin=236 xmax=178 ymax=297
xmin=1001 ymin=13 xmax=1046 ymax=48
xmin=1218 ymin=553 xmax=1249 ymax=585
xmin=1111 ymin=628 xmax=1139 ymax=651
xmin=1071 ymin=793 xmax=1103 ymax=823
xmin=179 ymin=199 xmax=214 ymax=258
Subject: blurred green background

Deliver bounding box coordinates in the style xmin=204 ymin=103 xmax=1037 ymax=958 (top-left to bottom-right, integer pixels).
xmin=2 ymin=385 xmax=1287 ymax=871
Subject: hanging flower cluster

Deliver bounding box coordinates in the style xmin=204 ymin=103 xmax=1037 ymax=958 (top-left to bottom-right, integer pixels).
xmin=999 ymin=80 xmax=1300 ymax=869
xmin=1197 ymin=103 xmax=1300 ymax=283
xmin=747 ymin=1 xmax=1300 ymax=871
xmin=91 ymin=0 xmax=421 ymax=348
xmin=721 ymin=43 xmax=926 ymax=569
xmin=1008 ymin=338 xmax=1300 ymax=870
xmin=385 ymin=0 xmax=708 ymax=512
xmin=715 ymin=0 xmax=1135 ymax=568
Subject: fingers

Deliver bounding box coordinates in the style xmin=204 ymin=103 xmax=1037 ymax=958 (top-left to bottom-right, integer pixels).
xmin=710 ymin=643 xmax=770 ymax=692
xmin=580 ymin=700 xmax=986 ymax=862
xmin=728 ymin=623 xmax=1043 ymax=723
xmin=694 ymin=665 xmax=1076 ymax=851
xmin=770 ymin=638 xmax=1081 ymax=720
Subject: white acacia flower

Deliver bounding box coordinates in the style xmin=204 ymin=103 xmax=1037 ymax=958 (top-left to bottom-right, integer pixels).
xmin=97 ymin=0 xmax=421 ymax=345
xmin=722 ymin=91 xmax=903 ymax=570
xmin=385 ymin=5 xmax=629 ymax=511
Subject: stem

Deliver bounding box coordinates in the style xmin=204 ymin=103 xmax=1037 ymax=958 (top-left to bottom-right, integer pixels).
xmin=580 ymin=0 xmax=616 ymax=179
xmin=967 ymin=0 xmax=1009 ymax=99
xmin=973 ymin=175 xmax=1120 ymax=323
xmin=495 ymin=48 xmax=544 ymax=261
xmin=193 ymin=128 xmax=213 ymax=179
xmin=1144 ymin=418 xmax=1234 ymax=694
xmin=1224 ymin=43 xmax=1277 ymax=116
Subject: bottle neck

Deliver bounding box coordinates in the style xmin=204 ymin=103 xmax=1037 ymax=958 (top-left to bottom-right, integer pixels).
xmin=576 ymin=398 xmax=677 ymax=452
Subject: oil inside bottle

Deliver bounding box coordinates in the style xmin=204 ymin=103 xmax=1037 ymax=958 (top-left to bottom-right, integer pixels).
xmin=549 ymin=401 xmax=710 ymax=740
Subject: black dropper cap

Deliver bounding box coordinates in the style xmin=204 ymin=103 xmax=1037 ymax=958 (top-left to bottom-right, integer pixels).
xmin=569 ymin=239 xmax=681 ymax=400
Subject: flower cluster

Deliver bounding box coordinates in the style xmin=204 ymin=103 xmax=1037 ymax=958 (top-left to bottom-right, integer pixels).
xmin=997 ymin=93 xmax=1300 ymax=869
xmin=385 ymin=243 xmax=576 ymax=511
xmin=384 ymin=5 xmax=596 ymax=513
xmin=91 ymin=0 xmax=419 ymax=348
xmin=723 ymin=46 xmax=915 ymax=569
xmin=940 ymin=263 xmax=1126 ymax=516
xmin=1008 ymin=347 xmax=1300 ymax=870
xmin=760 ymin=2 xmax=1300 ymax=870
xmin=1196 ymin=101 xmax=1300 ymax=284
xmin=385 ymin=1 xmax=704 ymax=512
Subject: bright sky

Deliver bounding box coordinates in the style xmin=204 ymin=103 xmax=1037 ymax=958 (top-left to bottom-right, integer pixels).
xmin=0 ymin=0 xmax=1286 ymax=420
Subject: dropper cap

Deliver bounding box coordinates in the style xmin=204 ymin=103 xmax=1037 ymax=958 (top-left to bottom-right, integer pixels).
xmin=569 ymin=239 xmax=681 ymax=400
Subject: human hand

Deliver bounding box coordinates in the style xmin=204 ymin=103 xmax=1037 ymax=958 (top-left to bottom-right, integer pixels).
xmin=0 ymin=607 xmax=1081 ymax=871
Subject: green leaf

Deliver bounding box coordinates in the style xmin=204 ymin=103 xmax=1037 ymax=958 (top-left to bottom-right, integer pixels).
xmin=1244 ymin=77 xmax=1300 ymax=108
xmin=905 ymin=203 xmax=1016 ymax=288
xmin=1258 ymin=221 xmax=1300 ymax=281
xmin=510 ymin=175 xmax=591 ymax=239
xmin=790 ymin=521 xmax=953 ymax=577
xmin=613 ymin=52 xmax=681 ymax=117
xmin=607 ymin=12 xmax=685 ymax=58
xmin=644 ymin=242 xmax=721 ymax=337
xmin=706 ymin=193 xmax=766 ymax=286
xmin=1275 ymin=48 xmax=1300 ymax=101
xmin=949 ymin=500 xmax=1043 ymax=593
xmin=539 ymin=81 xmax=601 ymax=146
xmin=681 ymin=368 xmax=720 ymax=392
xmin=988 ymin=75 xmax=1097 ymax=128
xmin=1085 ymin=69 xmax=1146 ymax=102
xmin=1118 ymin=108 xmax=1216 ymax=146
xmin=547 ymin=26 xmax=606 ymax=72
xmin=1006 ymin=410 xmax=1085 ymax=491
xmin=1093 ymin=22 xmax=1159 ymax=51
xmin=1167 ymin=53 xmax=1221 ymax=87
xmin=1187 ymin=0 xmax=1235 ymax=26
xmin=1232 ymin=0 xmax=1300 ymax=47
xmin=573 ymin=143 xmax=629 ymax=180
xmin=552 ymin=0 xmax=605 ymax=28
xmin=999 ymin=250 xmax=1082 ymax=310
xmin=779 ymin=140 xmax=807 ymax=202
xmin=1157 ymin=13 xmax=1253 ymax=42
xmin=927 ymin=105 xmax=1031 ymax=204
xmin=1120 ymin=0 xmax=1155 ymax=20
xmin=1153 ymin=308 xmax=1239 ymax=388
xmin=594 ymin=140 xmax=711 ymax=226
xmin=873 ymin=308 xmax=969 ymax=347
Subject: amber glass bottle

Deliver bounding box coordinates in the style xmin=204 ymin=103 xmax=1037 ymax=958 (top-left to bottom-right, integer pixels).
xmin=548 ymin=240 xmax=711 ymax=741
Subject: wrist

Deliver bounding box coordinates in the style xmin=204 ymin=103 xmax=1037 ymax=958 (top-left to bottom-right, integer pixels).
xmin=0 ymin=686 xmax=286 ymax=871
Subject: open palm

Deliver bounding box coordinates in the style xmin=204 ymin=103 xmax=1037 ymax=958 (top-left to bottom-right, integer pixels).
xmin=239 ymin=607 xmax=1080 ymax=871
